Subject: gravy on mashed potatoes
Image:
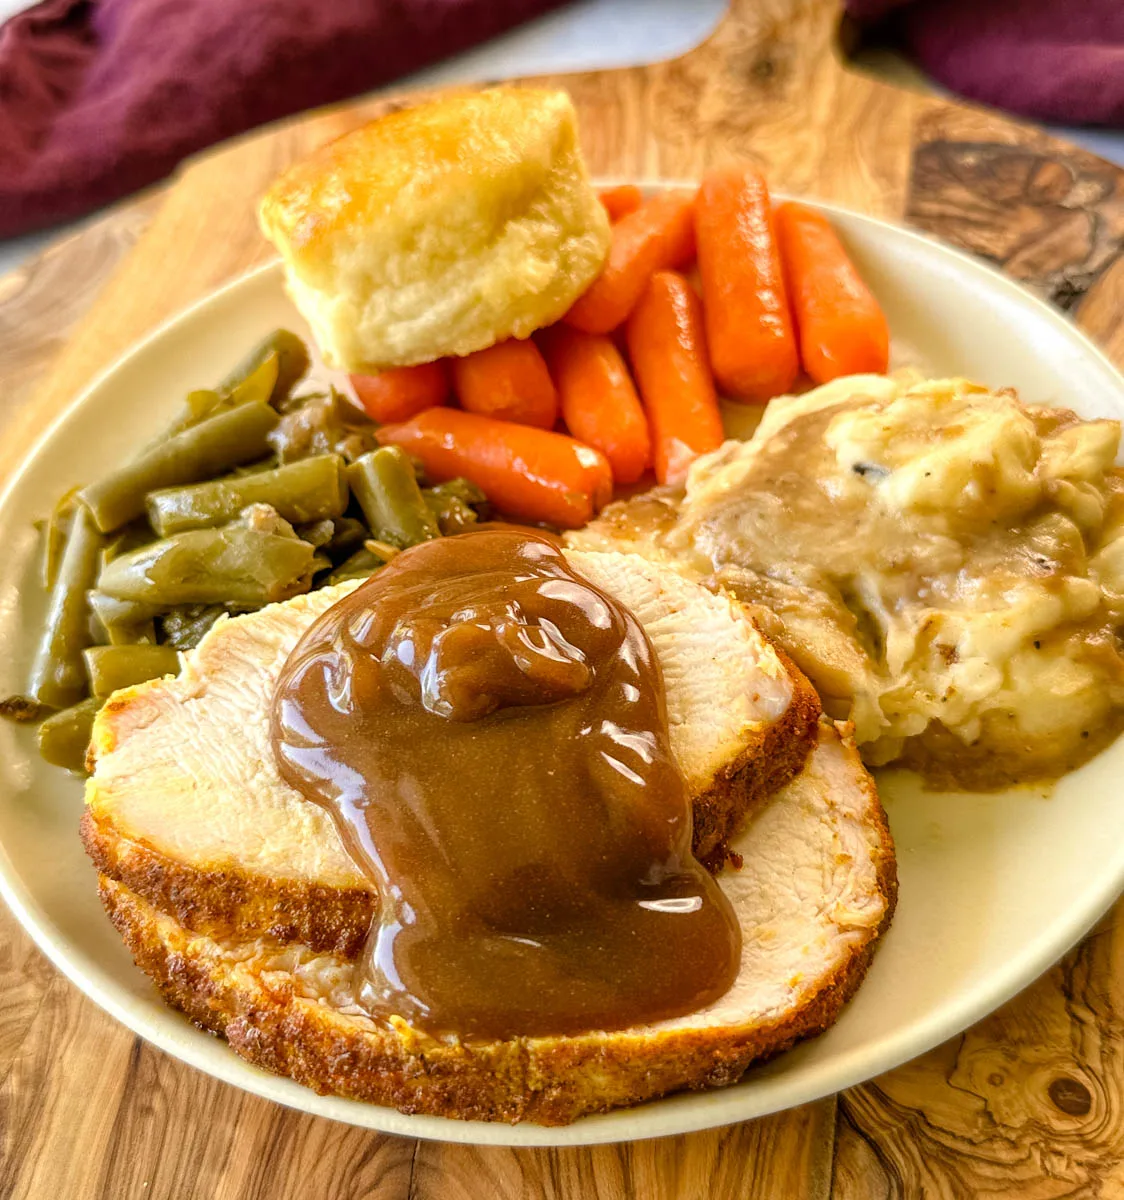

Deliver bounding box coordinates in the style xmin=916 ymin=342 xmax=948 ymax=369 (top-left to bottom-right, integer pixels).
xmin=571 ymin=375 xmax=1124 ymax=789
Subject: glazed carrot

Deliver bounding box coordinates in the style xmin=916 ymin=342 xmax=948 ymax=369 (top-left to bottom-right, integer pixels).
xmin=626 ymin=271 xmax=725 ymax=486
xmin=599 ymin=184 xmax=644 ymax=222
xmin=775 ymin=201 xmax=890 ymax=383
xmin=350 ymin=362 xmax=449 ymax=423
xmin=450 ymin=339 xmax=558 ymax=429
xmin=375 ymin=408 xmax=612 ymax=529
xmin=693 ymin=168 xmax=799 ymax=403
xmin=541 ymin=326 xmax=651 ymax=486
xmin=565 ymin=191 xmax=696 ymax=335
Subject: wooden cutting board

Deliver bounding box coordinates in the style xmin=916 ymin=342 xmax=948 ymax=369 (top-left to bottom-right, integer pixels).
xmin=3 ymin=1 xmax=1124 ymax=1194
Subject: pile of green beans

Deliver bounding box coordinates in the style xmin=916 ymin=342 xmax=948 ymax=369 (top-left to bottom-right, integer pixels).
xmin=3 ymin=329 xmax=489 ymax=772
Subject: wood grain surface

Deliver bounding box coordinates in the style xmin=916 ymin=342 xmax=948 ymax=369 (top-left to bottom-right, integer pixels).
xmin=3 ymin=1 xmax=1124 ymax=1195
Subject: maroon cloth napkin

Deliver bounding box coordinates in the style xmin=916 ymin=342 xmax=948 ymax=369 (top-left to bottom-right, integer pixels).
xmin=0 ymin=0 xmax=565 ymax=238
xmin=846 ymin=0 xmax=1124 ymax=128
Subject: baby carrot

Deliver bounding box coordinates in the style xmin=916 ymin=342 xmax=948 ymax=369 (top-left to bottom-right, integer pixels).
xmin=599 ymin=184 xmax=644 ymax=222
xmin=564 ymin=191 xmax=696 ymax=335
xmin=350 ymin=362 xmax=449 ymax=423
xmin=775 ymin=201 xmax=890 ymax=382
xmin=694 ymin=167 xmax=799 ymax=403
xmin=626 ymin=271 xmax=725 ymax=486
xmin=541 ymin=326 xmax=651 ymax=486
xmin=450 ymin=339 xmax=558 ymax=429
xmin=375 ymin=408 xmax=612 ymax=530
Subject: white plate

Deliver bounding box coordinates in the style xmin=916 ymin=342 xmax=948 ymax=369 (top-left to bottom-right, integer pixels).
xmin=1 ymin=195 xmax=1123 ymax=1148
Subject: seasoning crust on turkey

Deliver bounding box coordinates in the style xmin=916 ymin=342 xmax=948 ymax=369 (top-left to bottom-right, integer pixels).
xmin=83 ymin=552 xmax=820 ymax=952
xmin=98 ymin=722 xmax=894 ymax=1125
xmin=82 ymin=550 xmax=896 ymax=1122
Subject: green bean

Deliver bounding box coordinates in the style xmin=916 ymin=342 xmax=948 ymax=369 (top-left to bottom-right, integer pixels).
xmin=146 ymin=454 xmax=347 ymax=537
xmin=324 ymin=516 xmax=368 ymax=559
xmin=159 ymin=605 xmax=226 ymax=651
xmin=41 ymin=488 xmax=78 ymax=589
xmin=80 ymin=401 xmax=280 ymax=533
xmin=87 ymin=603 xmax=109 ymax=647
xmin=165 ymin=355 xmax=279 ymax=435
xmin=218 ymin=330 xmax=310 ymax=406
xmin=297 ymin=518 xmax=335 ymax=548
xmin=326 ymin=547 xmax=382 ymax=585
xmin=97 ymin=524 xmax=315 ymax=608
xmin=0 ymin=695 xmax=49 ymax=723
xmin=83 ymin=645 xmax=181 ymax=699
xmin=164 ymin=388 xmax=227 ymax=436
xmin=184 ymin=389 xmax=223 ymax=422
xmin=37 ymin=698 xmax=101 ymax=773
xmin=423 ymin=479 xmax=488 ymax=535
xmin=168 ymin=348 xmax=290 ymax=436
xmin=112 ymin=619 xmax=156 ymax=646
xmin=228 ymin=458 xmax=280 ymax=478
xmin=429 ymin=477 xmax=487 ymax=506
xmin=347 ymin=447 xmax=439 ymax=550
xmin=88 ymin=591 xmax=162 ymax=641
xmin=226 ymin=353 xmax=279 ymax=407
xmin=423 ymin=492 xmax=478 ymax=535
xmin=101 ymin=521 xmax=154 ymax=571
xmin=28 ymin=504 xmax=103 ymax=709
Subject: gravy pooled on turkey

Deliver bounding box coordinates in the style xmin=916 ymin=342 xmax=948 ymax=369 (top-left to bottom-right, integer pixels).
xmin=271 ymin=528 xmax=740 ymax=1040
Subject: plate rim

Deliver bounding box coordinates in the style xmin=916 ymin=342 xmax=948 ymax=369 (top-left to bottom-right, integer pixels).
xmin=2 ymin=188 xmax=1123 ymax=1147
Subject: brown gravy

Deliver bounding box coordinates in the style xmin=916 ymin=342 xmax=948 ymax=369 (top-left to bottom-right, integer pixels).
xmin=569 ymin=376 xmax=1124 ymax=787
xmin=271 ymin=529 xmax=740 ymax=1040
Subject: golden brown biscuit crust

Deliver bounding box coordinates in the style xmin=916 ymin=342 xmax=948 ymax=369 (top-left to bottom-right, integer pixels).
xmin=258 ymin=87 xmax=611 ymax=370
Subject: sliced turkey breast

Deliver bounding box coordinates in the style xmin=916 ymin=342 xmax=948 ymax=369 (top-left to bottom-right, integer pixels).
xmin=82 ymin=550 xmax=820 ymax=955
xmin=98 ymin=722 xmax=895 ymax=1126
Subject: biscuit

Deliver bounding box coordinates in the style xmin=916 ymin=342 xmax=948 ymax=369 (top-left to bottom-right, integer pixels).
xmin=259 ymin=87 xmax=611 ymax=371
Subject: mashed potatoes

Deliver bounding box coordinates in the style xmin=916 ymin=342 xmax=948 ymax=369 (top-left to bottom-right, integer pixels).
xmin=571 ymin=375 xmax=1124 ymax=788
